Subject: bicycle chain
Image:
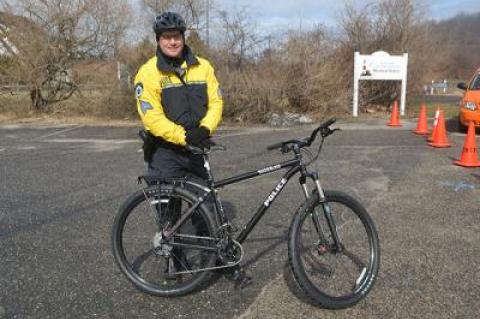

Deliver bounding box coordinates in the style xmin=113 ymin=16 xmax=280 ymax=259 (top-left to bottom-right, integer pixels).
xmin=169 ymin=237 xmax=244 ymax=275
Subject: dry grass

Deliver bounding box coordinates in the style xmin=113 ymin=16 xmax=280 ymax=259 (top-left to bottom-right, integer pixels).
xmin=0 ymin=86 xmax=137 ymax=122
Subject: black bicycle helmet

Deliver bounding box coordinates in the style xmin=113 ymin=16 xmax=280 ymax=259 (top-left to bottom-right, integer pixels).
xmin=153 ymin=12 xmax=187 ymax=36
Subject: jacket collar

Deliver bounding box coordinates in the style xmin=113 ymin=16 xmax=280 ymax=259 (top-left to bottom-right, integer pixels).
xmin=156 ymin=45 xmax=199 ymax=73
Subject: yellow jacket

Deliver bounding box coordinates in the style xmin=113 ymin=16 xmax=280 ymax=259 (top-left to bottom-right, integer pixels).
xmin=134 ymin=47 xmax=223 ymax=146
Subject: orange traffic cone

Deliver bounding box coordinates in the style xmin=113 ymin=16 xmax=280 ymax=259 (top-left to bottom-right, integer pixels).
xmin=428 ymin=110 xmax=451 ymax=148
xmin=454 ymin=121 xmax=480 ymax=167
xmin=413 ymin=103 xmax=429 ymax=135
xmin=387 ymin=100 xmax=402 ymax=127
xmin=427 ymin=107 xmax=441 ymax=142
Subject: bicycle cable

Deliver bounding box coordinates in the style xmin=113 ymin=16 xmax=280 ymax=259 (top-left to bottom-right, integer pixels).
xmin=303 ymin=135 xmax=326 ymax=167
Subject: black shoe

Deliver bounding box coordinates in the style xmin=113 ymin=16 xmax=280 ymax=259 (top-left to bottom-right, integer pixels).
xmin=223 ymin=266 xmax=253 ymax=289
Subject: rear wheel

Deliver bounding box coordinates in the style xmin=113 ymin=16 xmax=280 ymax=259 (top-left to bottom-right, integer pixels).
xmin=288 ymin=190 xmax=380 ymax=309
xmin=112 ymin=184 xmax=218 ymax=296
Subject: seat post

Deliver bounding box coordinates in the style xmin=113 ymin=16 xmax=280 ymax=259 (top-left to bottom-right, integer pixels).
xmin=202 ymin=153 xmax=224 ymax=222
xmin=203 ymin=154 xmax=215 ymax=186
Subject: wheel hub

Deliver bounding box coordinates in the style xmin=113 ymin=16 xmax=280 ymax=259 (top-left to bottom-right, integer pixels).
xmin=152 ymin=232 xmax=172 ymax=256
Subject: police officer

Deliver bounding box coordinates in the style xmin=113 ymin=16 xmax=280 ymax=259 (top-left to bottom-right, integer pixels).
xmin=134 ymin=11 xmax=223 ymax=181
xmin=134 ymin=12 xmax=223 ymax=278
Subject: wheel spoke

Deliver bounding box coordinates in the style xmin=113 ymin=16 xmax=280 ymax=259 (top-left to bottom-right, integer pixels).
xmin=289 ymin=191 xmax=380 ymax=308
xmin=131 ymin=248 xmax=156 ymax=275
xmin=341 ymin=248 xmax=367 ymax=271
xmin=112 ymin=186 xmax=217 ymax=296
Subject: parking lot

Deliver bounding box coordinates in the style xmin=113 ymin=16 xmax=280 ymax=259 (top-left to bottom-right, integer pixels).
xmin=1 ymin=119 xmax=479 ymax=318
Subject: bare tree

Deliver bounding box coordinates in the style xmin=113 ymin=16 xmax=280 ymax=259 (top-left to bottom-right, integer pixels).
xmin=338 ymin=0 xmax=427 ymax=53
xmin=337 ymin=1 xmax=374 ymax=52
xmin=0 ymin=0 xmax=131 ymax=111
xmin=216 ymin=7 xmax=257 ymax=70
xmin=336 ymin=0 xmax=431 ymax=111
xmin=428 ymin=12 xmax=480 ymax=79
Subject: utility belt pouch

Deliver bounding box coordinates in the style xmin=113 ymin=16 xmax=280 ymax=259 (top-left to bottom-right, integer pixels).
xmin=139 ymin=129 xmax=156 ymax=162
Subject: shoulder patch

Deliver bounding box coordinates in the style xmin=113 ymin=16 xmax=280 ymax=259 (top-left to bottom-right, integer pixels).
xmin=134 ymin=83 xmax=143 ymax=98
xmin=140 ymin=101 xmax=153 ymax=114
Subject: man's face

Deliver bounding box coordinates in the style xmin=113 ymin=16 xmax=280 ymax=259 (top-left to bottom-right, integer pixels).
xmin=158 ymin=30 xmax=184 ymax=58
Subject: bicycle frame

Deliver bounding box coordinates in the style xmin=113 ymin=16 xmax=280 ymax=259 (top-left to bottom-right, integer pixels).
xmin=161 ymin=156 xmax=306 ymax=240
xmin=196 ymin=148 xmax=330 ymax=244
xmin=158 ymin=118 xmax=346 ymax=252
xmin=210 ymin=149 xmax=342 ymax=251
xmin=214 ymin=158 xmax=303 ymax=244
xmin=158 ymin=147 xmax=345 ymax=257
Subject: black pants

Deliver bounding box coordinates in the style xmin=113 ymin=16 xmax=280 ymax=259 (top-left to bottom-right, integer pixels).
xmin=148 ymin=145 xmax=212 ymax=238
xmin=148 ymin=144 xmax=208 ymax=182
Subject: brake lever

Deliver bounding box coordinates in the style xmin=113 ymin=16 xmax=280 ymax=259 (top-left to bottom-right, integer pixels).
xmin=321 ymin=127 xmax=341 ymax=137
xmin=320 ymin=127 xmax=330 ymax=137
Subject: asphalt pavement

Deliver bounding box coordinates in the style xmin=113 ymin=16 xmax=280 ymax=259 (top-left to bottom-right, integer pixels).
xmin=0 ymin=118 xmax=479 ymax=318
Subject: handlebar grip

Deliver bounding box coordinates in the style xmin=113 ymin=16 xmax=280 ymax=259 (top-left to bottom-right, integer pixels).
xmin=305 ymin=118 xmax=337 ymax=146
xmin=320 ymin=118 xmax=336 ymax=129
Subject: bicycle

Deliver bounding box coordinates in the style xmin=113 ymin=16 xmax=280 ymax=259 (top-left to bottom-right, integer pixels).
xmin=111 ymin=118 xmax=380 ymax=309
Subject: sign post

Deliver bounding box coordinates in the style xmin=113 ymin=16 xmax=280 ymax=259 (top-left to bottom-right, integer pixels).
xmin=353 ymin=51 xmax=408 ymax=117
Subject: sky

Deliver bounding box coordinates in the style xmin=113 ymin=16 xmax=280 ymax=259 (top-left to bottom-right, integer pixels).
xmin=129 ymin=0 xmax=480 ymax=42
xmin=214 ymin=0 xmax=480 ymax=30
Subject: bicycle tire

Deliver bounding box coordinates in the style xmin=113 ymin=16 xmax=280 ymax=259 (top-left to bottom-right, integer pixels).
xmin=288 ymin=190 xmax=380 ymax=309
xmin=112 ymin=184 xmax=218 ymax=296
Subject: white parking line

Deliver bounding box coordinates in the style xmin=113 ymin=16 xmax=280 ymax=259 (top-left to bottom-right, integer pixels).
xmin=44 ymin=138 xmax=138 ymax=152
xmin=33 ymin=125 xmax=84 ymax=140
xmin=46 ymin=138 xmax=137 ymax=144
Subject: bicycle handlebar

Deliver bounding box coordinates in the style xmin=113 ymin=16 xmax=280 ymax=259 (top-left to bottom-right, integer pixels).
xmin=185 ymin=118 xmax=337 ymax=155
xmin=266 ymin=139 xmax=300 ymax=151
xmin=266 ymin=118 xmax=337 ymax=152
xmin=307 ymin=118 xmax=336 ymax=146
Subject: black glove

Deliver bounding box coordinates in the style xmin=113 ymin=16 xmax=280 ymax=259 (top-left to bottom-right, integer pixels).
xmin=186 ymin=126 xmax=210 ymax=146
xmin=197 ymin=138 xmax=214 ymax=150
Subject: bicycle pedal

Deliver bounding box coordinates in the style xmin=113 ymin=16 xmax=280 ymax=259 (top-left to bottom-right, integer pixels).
xmin=232 ymin=268 xmax=253 ymax=290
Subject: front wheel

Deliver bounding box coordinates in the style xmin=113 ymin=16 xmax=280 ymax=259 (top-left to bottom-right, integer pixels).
xmin=288 ymin=190 xmax=380 ymax=309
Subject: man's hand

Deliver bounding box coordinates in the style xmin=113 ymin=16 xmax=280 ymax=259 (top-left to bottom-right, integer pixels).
xmin=186 ymin=126 xmax=210 ymax=146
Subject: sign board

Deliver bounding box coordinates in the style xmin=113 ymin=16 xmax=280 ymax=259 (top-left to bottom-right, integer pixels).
xmin=353 ymin=51 xmax=408 ymax=116
xmin=431 ymin=81 xmax=448 ymax=89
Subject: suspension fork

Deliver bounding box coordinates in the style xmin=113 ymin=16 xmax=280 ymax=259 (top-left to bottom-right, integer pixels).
xmin=310 ymin=173 xmax=343 ymax=253
xmin=299 ymin=172 xmax=325 ymax=242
